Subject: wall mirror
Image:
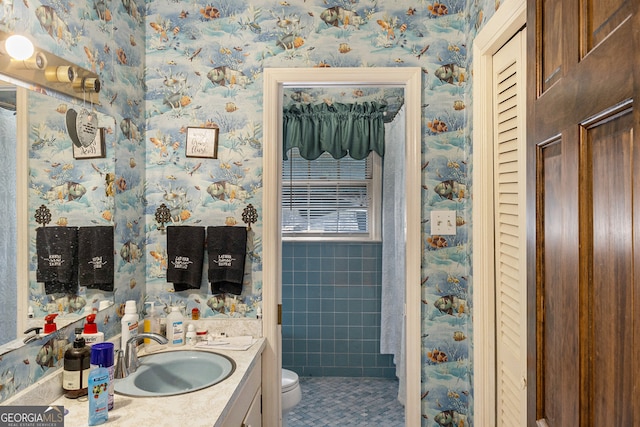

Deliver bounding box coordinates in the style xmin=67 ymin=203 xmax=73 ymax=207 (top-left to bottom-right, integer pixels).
xmin=0 ymin=71 xmax=115 ymax=354
xmin=262 ymin=67 xmax=422 ymax=426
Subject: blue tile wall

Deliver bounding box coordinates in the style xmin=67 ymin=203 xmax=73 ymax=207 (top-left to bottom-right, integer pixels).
xmin=282 ymin=241 xmax=396 ymax=378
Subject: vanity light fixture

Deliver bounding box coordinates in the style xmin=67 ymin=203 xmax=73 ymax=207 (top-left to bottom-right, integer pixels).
xmin=0 ymin=34 xmax=47 ymax=70
xmin=44 ymin=65 xmax=78 ymax=83
xmin=4 ymin=34 xmax=34 ymax=60
xmin=18 ymin=51 xmax=48 ymax=70
xmin=72 ymin=76 xmax=101 ymax=93
xmin=0 ymin=29 xmax=101 ymax=103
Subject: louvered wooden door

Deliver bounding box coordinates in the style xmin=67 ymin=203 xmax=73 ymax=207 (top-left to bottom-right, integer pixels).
xmin=493 ymin=29 xmax=527 ymax=426
xmin=527 ymin=0 xmax=640 ymax=426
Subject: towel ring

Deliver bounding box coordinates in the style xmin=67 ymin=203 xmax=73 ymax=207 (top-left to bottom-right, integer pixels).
xmin=35 ymin=204 xmax=52 ymax=226
xmin=242 ymin=204 xmax=258 ymax=230
xmin=155 ymin=203 xmax=171 ymax=231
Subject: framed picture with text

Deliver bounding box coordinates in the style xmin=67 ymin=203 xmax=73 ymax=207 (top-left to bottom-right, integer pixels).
xmin=73 ymin=127 xmax=106 ymax=159
xmin=185 ymin=126 xmax=219 ymax=159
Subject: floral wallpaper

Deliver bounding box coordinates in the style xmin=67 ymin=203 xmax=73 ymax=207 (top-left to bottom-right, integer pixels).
xmin=0 ymin=0 xmax=504 ymax=424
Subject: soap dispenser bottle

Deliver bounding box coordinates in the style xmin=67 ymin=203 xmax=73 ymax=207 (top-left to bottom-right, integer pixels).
xmin=63 ymin=328 xmax=91 ymax=398
xmin=143 ymin=302 xmax=161 ymax=348
xmin=166 ymin=306 xmax=184 ymax=346
xmin=43 ymin=313 xmax=58 ymax=334
xmin=81 ymin=314 xmax=104 ymax=346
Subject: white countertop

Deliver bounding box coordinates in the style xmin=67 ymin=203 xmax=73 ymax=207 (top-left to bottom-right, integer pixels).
xmin=52 ymin=338 xmax=265 ymax=427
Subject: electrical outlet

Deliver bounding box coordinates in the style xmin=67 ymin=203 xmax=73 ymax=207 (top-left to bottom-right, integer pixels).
xmin=431 ymin=210 xmax=456 ymax=235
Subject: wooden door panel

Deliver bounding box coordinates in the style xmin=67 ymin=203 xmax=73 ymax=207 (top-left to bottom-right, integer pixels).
xmin=528 ymin=0 xmax=640 ymax=425
xmin=537 ymin=137 xmax=580 ymax=426
xmin=540 ymin=0 xmax=564 ymax=91
xmin=532 ymin=16 xmax=633 ymax=142
xmin=587 ymin=110 xmax=634 ymax=426
xmin=582 ymin=0 xmax=632 ymax=51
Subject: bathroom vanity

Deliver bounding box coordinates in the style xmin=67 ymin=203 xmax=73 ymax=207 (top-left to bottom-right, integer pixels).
xmin=6 ymin=338 xmax=265 ymax=427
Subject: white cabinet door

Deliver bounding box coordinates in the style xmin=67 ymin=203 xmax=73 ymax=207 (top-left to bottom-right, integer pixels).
xmin=242 ymin=388 xmax=261 ymax=427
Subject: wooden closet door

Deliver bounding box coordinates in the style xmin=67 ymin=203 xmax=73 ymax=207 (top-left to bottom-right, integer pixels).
xmin=527 ymin=0 xmax=640 ymax=426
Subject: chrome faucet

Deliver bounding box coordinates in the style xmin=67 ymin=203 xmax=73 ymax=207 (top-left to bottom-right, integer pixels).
xmin=114 ymin=333 xmax=168 ymax=379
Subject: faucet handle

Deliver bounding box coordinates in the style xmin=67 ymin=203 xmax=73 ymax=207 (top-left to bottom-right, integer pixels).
xmin=23 ymin=326 xmax=42 ymax=335
xmin=22 ymin=327 xmax=43 ymax=344
xmin=114 ymin=349 xmax=127 ymax=379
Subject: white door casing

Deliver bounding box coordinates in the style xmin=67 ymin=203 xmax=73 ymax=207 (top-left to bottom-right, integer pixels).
xmin=262 ymin=67 xmax=422 ymax=426
xmin=472 ymin=1 xmax=527 ymax=425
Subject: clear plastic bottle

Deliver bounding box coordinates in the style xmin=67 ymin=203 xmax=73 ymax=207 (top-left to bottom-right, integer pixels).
xmin=143 ymin=302 xmax=161 ymax=348
xmin=166 ymin=306 xmax=184 ymax=346
xmin=185 ymin=324 xmax=196 ymax=346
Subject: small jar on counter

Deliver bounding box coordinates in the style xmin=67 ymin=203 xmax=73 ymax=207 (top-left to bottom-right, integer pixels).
xmin=196 ymin=328 xmax=208 ymax=343
xmin=191 ymin=307 xmax=200 ymax=320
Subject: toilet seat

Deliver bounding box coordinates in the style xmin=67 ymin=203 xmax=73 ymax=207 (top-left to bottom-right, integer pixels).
xmin=281 ymin=369 xmax=299 ymax=393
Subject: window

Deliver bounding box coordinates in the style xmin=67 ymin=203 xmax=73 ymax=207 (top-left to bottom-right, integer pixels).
xmin=282 ymin=148 xmax=381 ymax=241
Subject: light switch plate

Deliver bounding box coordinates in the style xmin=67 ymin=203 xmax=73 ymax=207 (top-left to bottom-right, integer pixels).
xmin=431 ymin=210 xmax=456 ymax=235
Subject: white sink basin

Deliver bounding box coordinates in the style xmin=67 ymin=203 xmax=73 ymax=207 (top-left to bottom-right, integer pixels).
xmin=114 ymin=350 xmax=235 ymax=397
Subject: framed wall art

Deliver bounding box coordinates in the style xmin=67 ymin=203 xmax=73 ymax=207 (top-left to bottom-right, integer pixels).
xmin=73 ymin=127 xmax=106 ymax=159
xmin=185 ymin=126 xmax=219 ymax=159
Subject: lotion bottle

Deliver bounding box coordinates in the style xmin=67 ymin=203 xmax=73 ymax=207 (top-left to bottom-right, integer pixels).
xmin=43 ymin=313 xmax=58 ymax=334
xmin=120 ymin=300 xmax=138 ymax=348
xmin=81 ymin=314 xmax=104 ymax=346
xmin=166 ymin=306 xmax=184 ymax=346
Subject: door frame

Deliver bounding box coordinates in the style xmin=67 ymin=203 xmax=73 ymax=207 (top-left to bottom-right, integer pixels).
xmin=262 ymin=67 xmax=422 ymax=426
xmin=472 ymin=0 xmax=526 ymax=425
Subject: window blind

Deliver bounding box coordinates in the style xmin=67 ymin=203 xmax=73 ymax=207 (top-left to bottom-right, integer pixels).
xmin=282 ymin=149 xmax=374 ymax=238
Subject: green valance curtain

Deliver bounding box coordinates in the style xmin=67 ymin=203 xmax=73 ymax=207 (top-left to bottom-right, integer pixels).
xmin=283 ymin=101 xmax=387 ymax=160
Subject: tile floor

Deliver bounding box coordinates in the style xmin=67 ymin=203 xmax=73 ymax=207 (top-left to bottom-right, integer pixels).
xmin=286 ymin=377 xmax=405 ymax=427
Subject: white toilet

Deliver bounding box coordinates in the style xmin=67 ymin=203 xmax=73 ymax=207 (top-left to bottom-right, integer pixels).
xmin=281 ymin=369 xmax=302 ymax=426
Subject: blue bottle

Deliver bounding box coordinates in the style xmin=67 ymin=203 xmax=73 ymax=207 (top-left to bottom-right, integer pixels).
xmin=88 ymin=343 xmax=113 ymax=426
xmin=90 ymin=343 xmax=115 ymax=410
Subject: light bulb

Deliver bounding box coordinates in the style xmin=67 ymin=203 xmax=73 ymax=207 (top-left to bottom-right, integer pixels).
xmin=4 ymin=35 xmax=34 ymax=60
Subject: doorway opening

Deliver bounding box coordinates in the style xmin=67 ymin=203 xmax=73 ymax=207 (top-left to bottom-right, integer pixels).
xmin=262 ymin=67 xmax=422 ymax=426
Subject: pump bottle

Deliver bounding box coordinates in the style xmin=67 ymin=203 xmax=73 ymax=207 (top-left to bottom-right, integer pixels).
xmin=81 ymin=314 xmax=104 ymax=346
xmin=43 ymin=313 xmax=58 ymax=334
xmin=143 ymin=302 xmax=161 ymax=348
xmin=63 ymin=328 xmax=91 ymax=398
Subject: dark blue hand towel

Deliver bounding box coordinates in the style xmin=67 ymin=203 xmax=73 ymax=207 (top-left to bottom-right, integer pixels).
xmin=78 ymin=226 xmax=114 ymax=291
xmin=36 ymin=226 xmax=78 ymax=295
xmin=207 ymin=226 xmax=247 ymax=295
xmin=167 ymin=226 xmax=206 ymax=291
